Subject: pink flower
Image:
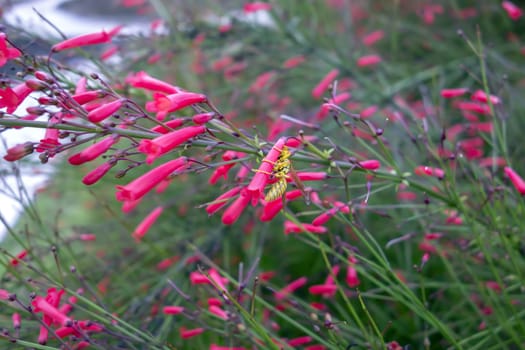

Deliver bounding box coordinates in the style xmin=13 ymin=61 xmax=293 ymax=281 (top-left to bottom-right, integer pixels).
xmin=248 ymin=137 xmax=287 ymax=202
xmin=502 ymin=1 xmax=522 ymax=20
xmin=132 ymin=206 xmax=164 ymax=241
xmin=311 ymin=207 xmax=339 ymax=226
xmin=71 ymin=90 xmax=105 ymax=105
xmin=209 ymin=305 xmax=228 ymax=320
xmin=206 ymin=186 xmax=242 ymax=215
xmin=100 ymin=45 xmax=119 ymax=60
xmin=275 ymin=276 xmax=308 ymax=300
xmin=192 ymin=112 xmax=215 ymax=124
xmin=163 ymin=306 xmax=184 ymax=315
xmin=69 ymin=136 xmax=119 ymax=165
xmin=12 ymin=313 xmax=21 ymax=329
xmin=470 ymin=90 xmax=501 ymax=105
xmin=150 ymin=118 xmax=185 ymax=134
xmin=362 ymin=30 xmax=384 ymax=46
xmin=126 ymin=71 xmax=180 ymax=94
xmin=180 ymin=327 xmax=204 ymax=339
xmin=11 ymin=249 xmax=27 ymax=266
xmin=440 ymin=88 xmax=468 ymax=98
xmin=504 ymin=166 xmax=525 ymax=194
xmin=0 ymin=83 xmax=34 ymax=113
xmin=145 ymin=92 xmax=208 ymax=120
xmin=0 ymin=33 xmax=21 ymax=67
xmin=249 ymin=71 xmax=277 ymax=92
xmin=138 ymin=125 xmax=206 ymax=164
xmin=115 ymin=157 xmax=187 ymax=201
xmin=357 ymin=54 xmax=382 ymax=67
xmin=288 ymin=336 xmax=312 ymax=347
xmin=87 ymin=98 xmax=124 ymax=123
xmin=221 ymin=188 xmax=251 ymax=225
xmin=360 ymin=105 xmax=378 ymax=119
xmin=359 ymin=159 xmax=381 ymax=170
xmin=36 ymin=115 xmax=62 ymax=154
xmin=308 ymin=284 xmax=338 ymax=295
xmin=52 ymin=29 xmax=119 ymax=52
xmin=455 ymin=101 xmax=491 ymax=115
xmin=282 ymin=55 xmax=306 ymax=69
xmin=284 ymin=221 xmax=328 ymax=234
xmin=0 ymin=289 xmax=10 ymax=300
xmin=312 ymin=69 xmax=339 ymax=99
xmin=32 ymin=296 xmax=71 ymax=326
xmin=82 ymin=162 xmax=115 ymax=185
xmin=243 ymin=2 xmax=272 ymax=13
xmin=414 ymin=166 xmax=445 ymax=179
xmin=3 ymin=142 xmax=33 ymax=161
xmin=346 ymin=265 xmax=360 ymax=287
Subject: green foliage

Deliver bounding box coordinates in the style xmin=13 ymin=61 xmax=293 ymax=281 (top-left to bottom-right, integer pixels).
xmin=2 ymin=1 xmax=525 ymax=349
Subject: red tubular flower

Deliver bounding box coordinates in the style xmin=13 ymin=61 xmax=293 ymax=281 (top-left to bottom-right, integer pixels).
xmin=32 ymin=296 xmax=71 ymax=326
xmin=0 ymin=289 xmax=9 ymax=300
xmin=249 ymin=71 xmax=277 ymax=93
xmin=138 ymin=125 xmax=206 ymax=164
xmin=132 ymin=206 xmax=164 ymax=241
xmin=414 ymin=166 xmax=445 ymax=179
xmin=71 ymin=90 xmax=104 ymax=105
xmin=156 ymin=255 xmax=179 ymax=270
xmin=259 ymin=189 xmax=303 ymax=221
xmin=209 ymin=305 xmax=228 ymax=320
xmin=359 ymin=159 xmax=381 ymax=170
xmin=145 ymin=92 xmax=208 ymax=120
xmin=502 ymin=1 xmax=523 ymax=20
xmin=69 ymin=135 xmax=119 ymax=165
xmin=362 ymin=30 xmax=384 ymax=46
xmin=288 ymin=336 xmax=313 ymax=347
xmin=455 ymin=101 xmax=491 ymax=115
xmin=180 ymin=327 xmax=204 ymax=339
xmin=52 ymin=30 xmax=115 ymax=52
xmin=0 ymin=83 xmax=34 ymax=113
xmin=100 ymin=45 xmax=119 ymax=60
xmin=221 ymin=188 xmax=251 ymax=225
xmin=312 ymin=69 xmax=339 ymax=99
xmin=284 ymin=221 xmax=328 ymax=234
xmin=308 ymin=284 xmax=338 ymax=295
xmin=10 ymin=249 xmax=27 ymax=266
xmin=3 ymin=142 xmax=34 ymax=161
xmin=12 ymin=313 xmax=21 ymax=329
xmin=36 ymin=115 xmax=62 ymax=154
xmin=206 ymin=186 xmax=242 ymax=215
xmin=150 ymin=118 xmax=186 ymax=134
xmin=504 ymin=166 xmax=525 ymax=194
xmin=87 ymin=98 xmax=124 ymax=123
xmin=243 ymin=1 xmax=272 ymax=13
xmin=471 ymin=90 xmax=501 ymax=105
xmin=115 ymin=156 xmax=187 ymax=201
xmin=295 ymin=172 xmax=328 ymax=181
xmin=346 ymin=265 xmax=360 ymax=287
xmin=275 ymin=276 xmax=308 ymax=300
xmin=360 ymin=105 xmax=378 ymax=119
xmin=163 ymin=306 xmax=184 ymax=315
xmin=122 ymin=198 xmax=142 ymax=213
xmin=82 ymin=162 xmax=115 ymax=185
xmin=248 ymin=137 xmax=287 ymax=203
xmin=440 ymin=88 xmax=468 ymax=98
xmin=38 ymin=326 xmax=48 ymax=344
xmin=210 ymin=345 xmax=247 ymax=350
xmin=126 ymin=71 xmax=180 ymax=94
xmin=192 ymin=112 xmax=215 ymax=124
xmin=282 ymin=55 xmax=305 ymax=69
xmin=0 ymin=33 xmax=21 ymax=67
xmin=312 ymin=207 xmax=339 ymax=226
xmin=478 ymin=157 xmax=507 ymax=168
xmin=357 ymin=54 xmax=382 ymax=67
